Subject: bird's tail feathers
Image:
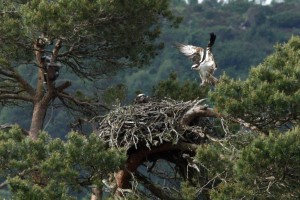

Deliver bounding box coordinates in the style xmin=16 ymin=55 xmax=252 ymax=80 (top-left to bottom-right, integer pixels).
xmin=208 ymin=33 xmax=216 ymax=48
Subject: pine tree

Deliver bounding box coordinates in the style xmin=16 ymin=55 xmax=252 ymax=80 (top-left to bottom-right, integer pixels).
xmin=0 ymin=126 xmax=126 ymax=199
xmin=0 ymin=0 xmax=179 ymax=139
xmin=210 ymin=36 xmax=300 ymax=133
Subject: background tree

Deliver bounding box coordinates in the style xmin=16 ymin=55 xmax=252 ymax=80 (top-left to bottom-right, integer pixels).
xmin=122 ymin=0 xmax=300 ymax=100
xmin=0 ymin=0 xmax=180 ymax=139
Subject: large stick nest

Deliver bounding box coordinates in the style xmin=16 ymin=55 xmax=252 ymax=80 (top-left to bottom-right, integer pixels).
xmin=98 ymin=98 xmax=219 ymax=151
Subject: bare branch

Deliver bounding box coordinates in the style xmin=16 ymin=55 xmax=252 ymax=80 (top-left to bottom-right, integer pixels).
xmin=0 ymin=68 xmax=14 ymax=78
xmin=0 ymin=94 xmax=33 ymax=102
xmin=11 ymin=70 xmax=36 ymax=96
xmin=52 ymin=39 xmax=62 ymax=62
xmin=57 ymin=92 xmax=109 ymax=117
xmin=57 ymin=38 xmax=82 ymax=58
xmin=0 ymin=65 xmax=35 ymax=97
xmin=181 ymin=105 xmax=219 ymax=126
xmin=56 ymin=81 xmax=72 ymax=92
xmin=0 ymin=180 xmax=7 ymax=189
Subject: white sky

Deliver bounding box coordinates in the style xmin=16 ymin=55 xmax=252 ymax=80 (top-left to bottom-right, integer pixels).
xmin=185 ymin=0 xmax=285 ymax=5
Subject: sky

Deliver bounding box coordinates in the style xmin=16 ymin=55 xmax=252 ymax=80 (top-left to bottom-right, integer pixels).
xmin=185 ymin=0 xmax=285 ymax=5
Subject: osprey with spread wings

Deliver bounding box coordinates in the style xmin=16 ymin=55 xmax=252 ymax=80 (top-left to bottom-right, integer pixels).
xmin=176 ymin=33 xmax=218 ymax=86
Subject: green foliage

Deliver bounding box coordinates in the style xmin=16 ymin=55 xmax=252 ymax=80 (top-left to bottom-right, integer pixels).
xmin=0 ymin=0 xmax=179 ymax=75
xmin=180 ymin=181 xmax=198 ymax=200
xmin=0 ymin=0 xmax=180 ymax=137
xmin=8 ymin=0 xmax=179 ymax=76
xmin=210 ymin=182 xmax=255 ymax=200
xmin=269 ymin=10 xmax=300 ymax=28
xmin=188 ymin=35 xmax=300 ymax=200
xmin=0 ymin=126 xmax=126 ymax=199
xmin=209 ymin=36 xmax=300 ymax=132
xmin=152 ymin=72 xmax=208 ymax=101
xmin=196 ymin=127 xmax=300 ymax=199
xmin=103 ymin=84 xmax=127 ymax=106
xmin=2 ymin=0 xmax=300 ymax=137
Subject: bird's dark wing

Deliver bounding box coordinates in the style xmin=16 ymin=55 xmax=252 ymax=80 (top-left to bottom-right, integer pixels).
xmin=176 ymin=43 xmax=204 ymax=64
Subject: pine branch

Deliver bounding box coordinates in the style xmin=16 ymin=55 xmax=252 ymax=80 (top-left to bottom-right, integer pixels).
xmin=181 ymin=104 xmax=219 ymax=126
xmin=56 ymin=81 xmax=72 ymax=92
xmin=0 ymin=68 xmax=14 ymax=78
xmin=57 ymin=92 xmax=109 ymax=116
xmin=0 ymin=94 xmax=33 ymax=102
xmin=0 ymin=66 xmax=35 ymax=97
xmin=11 ymin=70 xmax=36 ymax=96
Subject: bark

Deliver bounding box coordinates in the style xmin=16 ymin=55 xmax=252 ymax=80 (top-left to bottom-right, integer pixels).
xmin=28 ymin=36 xmax=66 ymax=140
xmin=29 ymin=101 xmax=48 ymax=140
xmin=114 ymin=142 xmax=198 ymax=196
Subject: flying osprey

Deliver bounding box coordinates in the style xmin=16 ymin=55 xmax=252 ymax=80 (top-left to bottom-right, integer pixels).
xmin=176 ymin=33 xmax=218 ymax=86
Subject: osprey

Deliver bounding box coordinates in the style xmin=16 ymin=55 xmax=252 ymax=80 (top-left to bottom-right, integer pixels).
xmin=176 ymin=33 xmax=218 ymax=86
xmin=134 ymin=93 xmax=150 ymax=104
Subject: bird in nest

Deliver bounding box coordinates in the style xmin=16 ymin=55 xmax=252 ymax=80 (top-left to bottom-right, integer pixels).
xmin=176 ymin=33 xmax=218 ymax=86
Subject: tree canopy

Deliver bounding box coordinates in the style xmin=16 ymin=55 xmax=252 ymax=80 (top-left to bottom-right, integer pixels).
xmin=0 ymin=0 xmax=180 ymax=139
xmin=0 ymin=126 xmax=126 ymax=199
xmin=210 ymin=36 xmax=300 ymax=133
xmin=1 ymin=1 xmax=300 ymax=199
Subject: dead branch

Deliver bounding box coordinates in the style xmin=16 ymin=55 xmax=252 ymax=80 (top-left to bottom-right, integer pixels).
xmin=98 ymin=98 xmax=219 ymax=151
xmin=182 ymin=105 xmax=219 ymax=126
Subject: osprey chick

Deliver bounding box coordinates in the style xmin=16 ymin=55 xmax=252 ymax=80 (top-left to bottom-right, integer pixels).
xmin=176 ymin=33 xmax=218 ymax=86
xmin=134 ymin=93 xmax=149 ymax=104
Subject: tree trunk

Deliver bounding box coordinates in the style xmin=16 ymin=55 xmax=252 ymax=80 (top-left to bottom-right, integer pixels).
xmin=29 ymin=101 xmax=48 ymax=140
xmin=30 ymin=35 xmax=47 ymax=140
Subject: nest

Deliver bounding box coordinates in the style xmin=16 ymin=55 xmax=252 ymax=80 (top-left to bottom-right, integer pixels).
xmin=98 ymin=98 xmax=217 ymax=151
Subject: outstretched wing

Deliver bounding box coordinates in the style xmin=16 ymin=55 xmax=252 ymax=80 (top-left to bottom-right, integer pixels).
xmin=176 ymin=43 xmax=204 ymax=64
